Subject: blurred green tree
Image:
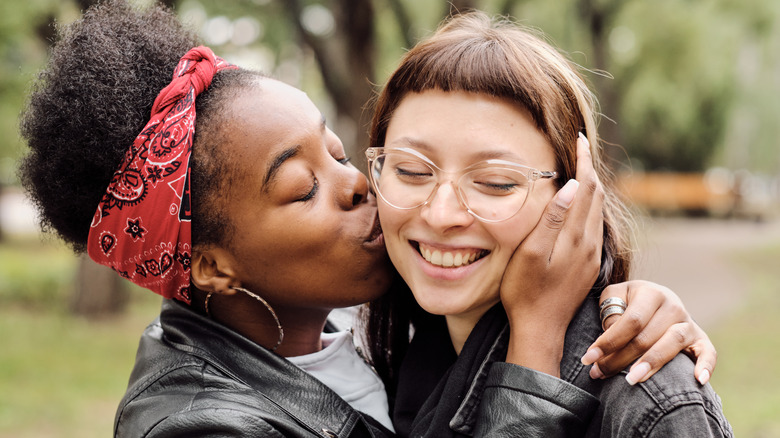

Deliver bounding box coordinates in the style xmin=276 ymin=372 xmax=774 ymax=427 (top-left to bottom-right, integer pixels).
xmin=6 ymin=0 xmax=780 ymax=179
xmin=4 ymin=0 xmax=780 ymax=313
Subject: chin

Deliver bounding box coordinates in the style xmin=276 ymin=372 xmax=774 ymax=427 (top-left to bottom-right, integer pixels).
xmin=415 ymin=282 xmax=499 ymax=318
xmin=412 ymin=289 xmax=466 ymax=316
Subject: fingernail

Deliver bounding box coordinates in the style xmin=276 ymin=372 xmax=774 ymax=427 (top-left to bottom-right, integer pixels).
xmin=625 ymin=362 xmax=651 ymax=386
xmin=697 ymin=369 xmax=710 ymax=385
xmin=581 ymin=347 xmax=603 ymax=365
xmin=589 ymin=362 xmax=604 ymax=379
xmin=578 ymin=131 xmax=589 ymax=145
xmin=555 ymin=179 xmax=579 ymax=208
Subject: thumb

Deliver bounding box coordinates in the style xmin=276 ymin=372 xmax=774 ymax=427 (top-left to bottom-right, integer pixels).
xmin=555 ymin=179 xmax=579 ymax=210
xmin=542 ymin=179 xmax=579 ymax=232
xmin=520 ymin=179 xmax=579 ymax=256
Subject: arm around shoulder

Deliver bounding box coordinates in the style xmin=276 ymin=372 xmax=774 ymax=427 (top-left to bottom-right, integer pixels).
xmin=645 ymin=402 xmax=734 ymax=438
xmin=595 ymin=354 xmax=733 ymax=438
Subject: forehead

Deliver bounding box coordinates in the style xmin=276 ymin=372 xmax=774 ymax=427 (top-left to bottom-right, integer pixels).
xmin=223 ymin=79 xmax=323 ymax=161
xmin=232 ymin=79 xmax=321 ymax=140
xmin=386 ymin=90 xmax=555 ymax=168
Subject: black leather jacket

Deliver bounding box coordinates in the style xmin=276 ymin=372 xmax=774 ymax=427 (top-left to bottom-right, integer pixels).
xmin=120 ymin=297 xmax=722 ymax=438
xmin=114 ymin=300 xmax=392 ymax=437
xmin=396 ymin=298 xmax=733 ymax=437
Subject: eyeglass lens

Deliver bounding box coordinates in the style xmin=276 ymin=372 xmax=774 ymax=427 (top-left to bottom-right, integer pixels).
xmin=370 ymin=151 xmax=532 ymax=221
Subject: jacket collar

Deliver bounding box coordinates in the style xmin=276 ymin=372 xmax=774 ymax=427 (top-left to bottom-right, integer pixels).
xmin=159 ymin=299 xmax=371 ymax=437
xmin=448 ymin=320 xmax=508 ymax=435
xmin=394 ymin=304 xmax=508 ymax=437
xmin=452 ymin=298 xmax=599 ymax=433
xmin=400 ymin=298 xmax=599 ymax=436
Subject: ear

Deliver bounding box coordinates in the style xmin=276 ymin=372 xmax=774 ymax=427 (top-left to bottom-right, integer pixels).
xmin=191 ymin=247 xmax=239 ymax=296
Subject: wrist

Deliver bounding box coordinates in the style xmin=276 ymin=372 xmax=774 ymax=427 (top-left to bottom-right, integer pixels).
xmin=505 ymin=321 xmax=567 ymax=377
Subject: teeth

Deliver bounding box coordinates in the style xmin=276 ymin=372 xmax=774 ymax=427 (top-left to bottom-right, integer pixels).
xmin=453 ymin=253 xmax=463 ymax=266
xmin=418 ymin=243 xmax=485 ymax=268
xmin=430 ymin=250 xmax=442 ymax=265
xmin=442 ymin=252 xmax=454 ymax=267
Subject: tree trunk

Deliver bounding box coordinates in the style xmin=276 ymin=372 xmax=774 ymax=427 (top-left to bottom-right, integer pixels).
xmin=448 ymin=0 xmax=478 ymax=16
xmin=70 ymin=255 xmax=129 ymax=317
xmin=281 ymin=0 xmax=376 ymax=173
xmin=387 ymin=0 xmax=415 ymax=49
xmin=577 ymin=0 xmax=625 ymax=169
xmin=0 ymin=184 xmax=5 ymax=242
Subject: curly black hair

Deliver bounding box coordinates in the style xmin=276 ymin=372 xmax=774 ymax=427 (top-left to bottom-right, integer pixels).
xmin=18 ymin=0 xmax=262 ymax=252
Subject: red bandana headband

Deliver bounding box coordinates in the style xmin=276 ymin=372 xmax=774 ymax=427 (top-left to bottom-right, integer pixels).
xmin=87 ymin=46 xmax=236 ymax=303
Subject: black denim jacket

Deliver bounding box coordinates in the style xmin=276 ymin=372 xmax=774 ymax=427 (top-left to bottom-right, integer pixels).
xmin=114 ymin=300 xmax=392 ymax=437
xmin=395 ymin=297 xmax=733 ymax=438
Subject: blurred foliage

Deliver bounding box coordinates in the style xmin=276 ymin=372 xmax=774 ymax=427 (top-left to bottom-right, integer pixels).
xmin=0 ymin=237 xmax=76 ymax=309
xmin=0 ymin=0 xmax=80 ymax=185
xmin=0 ymin=0 xmax=780 ymax=183
xmin=3 ymin=0 xmax=780 ymax=182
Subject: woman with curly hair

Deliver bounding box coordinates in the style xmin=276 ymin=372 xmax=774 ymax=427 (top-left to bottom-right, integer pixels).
xmin=20 ymin=2 xmax=394 ymax=435
xmin=19 ymin=1 xmax=719 ymax=436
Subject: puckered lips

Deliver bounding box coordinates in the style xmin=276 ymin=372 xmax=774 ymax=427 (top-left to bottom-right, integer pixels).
xmin=415 ymin=241 xmax=489 ymax=268
xmin=364 ymin=213 xmax=384 ymax=246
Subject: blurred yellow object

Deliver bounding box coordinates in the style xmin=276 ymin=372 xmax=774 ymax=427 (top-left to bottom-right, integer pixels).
xmin=617 ymin=172 xmax=737 ymax=216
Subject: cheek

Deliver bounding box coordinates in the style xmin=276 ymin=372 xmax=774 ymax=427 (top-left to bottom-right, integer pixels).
xmin=377 ymin=202 xmax=404 ymax=241
xmin=494 ymin=190 xmax=555 ymax=251
xmin=377 ymin=202 xmax=418 ymax=276
xmin=232 ymin=210 xmax=322 ymax=269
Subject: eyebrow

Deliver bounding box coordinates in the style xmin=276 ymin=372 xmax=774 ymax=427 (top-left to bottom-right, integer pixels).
xmin=263 ymin=145 xmax=300 ymax=192
xmin=260 ymin=115 xmax=326 ymax=193
xmin=388 ymin=136 xmax=531 ymax=165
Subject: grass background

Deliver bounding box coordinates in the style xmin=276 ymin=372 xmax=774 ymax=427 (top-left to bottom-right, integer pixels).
xmin=0 ymin=232 xmax=778 ymax=437
xmin=709 ymin=243 xmax=780 ymax=437
xmin=0 ymin=237 xmax=162 ymax=438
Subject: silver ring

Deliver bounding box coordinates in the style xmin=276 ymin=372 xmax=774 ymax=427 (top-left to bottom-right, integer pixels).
xmin=600 ymin=304 xmax=626 ymax=330
xmin=600 ymin=297 xmax=627 ymax=312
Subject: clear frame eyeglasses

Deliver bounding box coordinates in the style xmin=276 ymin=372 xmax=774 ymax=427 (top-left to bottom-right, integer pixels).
xmin=365 ymin=147 xmax=558 ymax=223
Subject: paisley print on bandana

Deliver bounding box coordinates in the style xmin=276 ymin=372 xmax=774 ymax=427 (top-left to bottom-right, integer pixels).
xmin=87 ymin=47 xmax=236 ymax=303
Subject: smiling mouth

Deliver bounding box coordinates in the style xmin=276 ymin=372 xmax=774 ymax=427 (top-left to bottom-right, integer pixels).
xmin=415 ymin=242 xmax=489 ymax=268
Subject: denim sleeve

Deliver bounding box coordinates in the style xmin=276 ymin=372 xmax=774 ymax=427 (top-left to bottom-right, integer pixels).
xmin=592 ymin=354 xmax=733 ymax=438
xmin=473 ymin=362 xmax=599 ymax=438
xmin=647 ymin=404 xmax=734 ymax=438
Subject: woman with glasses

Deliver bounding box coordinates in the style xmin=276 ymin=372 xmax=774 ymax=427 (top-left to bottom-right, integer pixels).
xmin=364 ymin=12 xmax=732 ymax=437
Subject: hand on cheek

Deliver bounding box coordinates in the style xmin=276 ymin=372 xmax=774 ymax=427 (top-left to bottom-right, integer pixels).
xmin=503 ymin=134 xmax=604 ymax=376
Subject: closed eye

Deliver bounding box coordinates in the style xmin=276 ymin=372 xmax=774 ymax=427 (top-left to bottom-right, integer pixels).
xmin=297 ymin=177 xmax=319 ymax=202
xmin=395 ymin=165 xmax=434 ymax=181
xmin=475 ymin=181 xmax=518 ymax=192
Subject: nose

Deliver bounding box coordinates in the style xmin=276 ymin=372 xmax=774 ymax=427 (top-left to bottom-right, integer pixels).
xmin=336 ymin=164 xmax=369 ymax=209
xmin=420 ymin=182 xmax=474 ymax=231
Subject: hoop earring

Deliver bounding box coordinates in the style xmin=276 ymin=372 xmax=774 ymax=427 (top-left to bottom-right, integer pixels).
xmin=204 ymin=287 xmax=284 ymax=351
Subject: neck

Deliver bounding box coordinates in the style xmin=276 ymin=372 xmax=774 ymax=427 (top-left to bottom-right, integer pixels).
xmin=272 ymin=306 xmax=332 ymax=357
xmin=444 ymin=301 xmax=496 ymax=354
xmin=195 ymin=288 xmax=331 ymax=357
